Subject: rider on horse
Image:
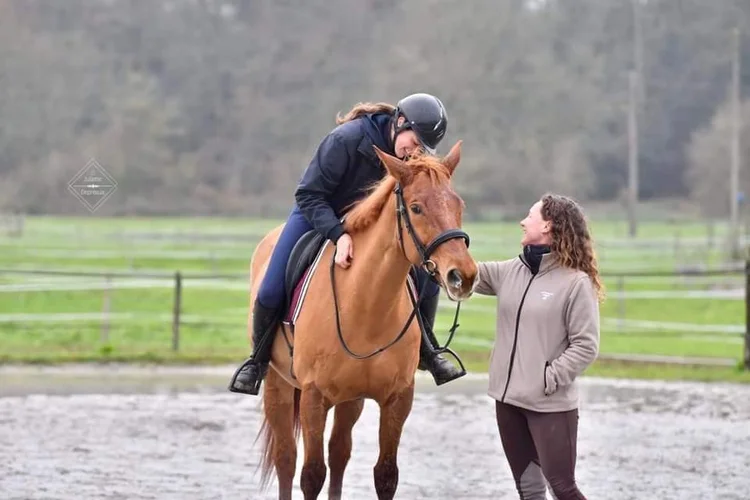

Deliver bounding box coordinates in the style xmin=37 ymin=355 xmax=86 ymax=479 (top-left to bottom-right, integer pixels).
xmin=230 ymin=92 xmax=466 ymax=396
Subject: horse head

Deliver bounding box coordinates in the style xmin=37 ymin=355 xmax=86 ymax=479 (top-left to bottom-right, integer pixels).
xmin=373 ymin=141 xmax=478 ymax=301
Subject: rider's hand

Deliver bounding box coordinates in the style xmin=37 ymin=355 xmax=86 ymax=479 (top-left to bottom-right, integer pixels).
xmin=334 ymin=233 xmax=354 ymax=269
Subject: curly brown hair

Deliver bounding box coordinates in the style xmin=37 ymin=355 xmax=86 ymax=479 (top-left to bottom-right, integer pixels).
xmin=540 ymin=193 xmax=605 ymax=302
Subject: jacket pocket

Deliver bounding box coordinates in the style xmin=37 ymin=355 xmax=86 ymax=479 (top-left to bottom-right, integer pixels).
xmin=543 ymin=361 xmax=555 ymax=396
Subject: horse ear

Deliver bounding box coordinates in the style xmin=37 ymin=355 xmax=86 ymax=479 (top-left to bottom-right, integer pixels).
xmin=442 ymin=140 xmax=463 ymax=176
xmin=373 ymin=146 xmax=412 ymax=184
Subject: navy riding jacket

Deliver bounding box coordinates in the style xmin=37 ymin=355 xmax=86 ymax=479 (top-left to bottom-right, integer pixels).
xmin=294 ymin=112 xmax=395 ymax=243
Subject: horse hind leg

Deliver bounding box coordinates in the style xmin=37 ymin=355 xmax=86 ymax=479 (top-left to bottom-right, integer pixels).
xmin=300 ymin=384 xmax=331 ymax=500
xmin=374 ymin=384 xmax=415 ymax=500
xmin=327 ymin=399 xmax=365 ymax=500
xmin=258 ymin=368 xmax=300 ymax=500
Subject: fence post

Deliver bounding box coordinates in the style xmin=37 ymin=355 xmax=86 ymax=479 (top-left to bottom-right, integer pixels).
xmin=101 ymin=273 xmax=111 ymax=344
xmin=172 ymin=271 xmax=182 ymax=352
xmin=617 ymin=275 xmax=626 ymax=334
xmin=745 ymin=260 xmax=750 ymax=370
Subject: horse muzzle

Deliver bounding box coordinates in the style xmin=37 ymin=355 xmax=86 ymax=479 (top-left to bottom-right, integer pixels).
xmin=443 ymin=265 xmax=477 ymax=301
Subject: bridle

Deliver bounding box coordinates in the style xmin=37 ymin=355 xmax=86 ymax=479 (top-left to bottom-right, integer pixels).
xmin=330 ymin=182 xmax=470 ymax=361
xmin=393 ymin=183 xmax=470 ymax=278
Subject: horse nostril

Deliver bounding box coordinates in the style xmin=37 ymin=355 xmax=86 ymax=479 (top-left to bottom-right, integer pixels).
xmin=447 ymin=268 xmax=463 ymax=289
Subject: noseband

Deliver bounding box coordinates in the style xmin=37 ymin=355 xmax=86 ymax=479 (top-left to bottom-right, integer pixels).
xmin=328 ymin=181 xmax=470 ymax=364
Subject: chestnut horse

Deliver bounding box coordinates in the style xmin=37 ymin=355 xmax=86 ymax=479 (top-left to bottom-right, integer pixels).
xmin=249 ymin=141 xmax=478 ymax=500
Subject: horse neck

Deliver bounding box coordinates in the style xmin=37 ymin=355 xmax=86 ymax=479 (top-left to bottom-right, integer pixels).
xmin=346 ymin=194 xmax=413 ymax=321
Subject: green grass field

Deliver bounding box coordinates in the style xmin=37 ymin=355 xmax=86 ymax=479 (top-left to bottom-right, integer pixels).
xmin=1 ymin=215 xmax=748 ymax=383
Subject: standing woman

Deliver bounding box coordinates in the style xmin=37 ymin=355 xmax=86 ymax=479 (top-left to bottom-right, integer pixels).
xmin=474 ymin=193 xmax=603 ymax=500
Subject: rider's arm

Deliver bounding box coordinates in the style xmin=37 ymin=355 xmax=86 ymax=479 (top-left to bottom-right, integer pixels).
xmin=294 ymin=133 xmax=350 ymax=243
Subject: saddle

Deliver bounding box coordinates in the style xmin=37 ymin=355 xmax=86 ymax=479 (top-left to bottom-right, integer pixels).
xmin=282 ymin=229 xmax=328 ymax=325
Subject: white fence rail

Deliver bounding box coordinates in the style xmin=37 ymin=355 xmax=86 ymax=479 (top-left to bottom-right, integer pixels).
xmin=1 ymin=266 xmax=748 ymax=368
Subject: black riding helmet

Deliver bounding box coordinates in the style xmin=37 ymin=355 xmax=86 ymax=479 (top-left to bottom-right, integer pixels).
xmin=393 ymin=93 xmax=448 ymax=155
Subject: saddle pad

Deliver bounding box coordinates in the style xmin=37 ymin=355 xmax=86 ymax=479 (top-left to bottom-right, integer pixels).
xmin=283 ymin=240 xmax=331 ymax=325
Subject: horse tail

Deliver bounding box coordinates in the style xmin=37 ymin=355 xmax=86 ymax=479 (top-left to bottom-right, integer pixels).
xmin=256 ymin=387 xmax=302 ymax=490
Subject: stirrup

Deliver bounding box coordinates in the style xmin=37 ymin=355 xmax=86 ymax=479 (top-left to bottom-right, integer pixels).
xmin=437 ymin=346 xmax=466 ymax=374
xmin=227 ymin=357 xmax=261 ymax=394
xmin=432 ymin=347 xmax=467 ymax=386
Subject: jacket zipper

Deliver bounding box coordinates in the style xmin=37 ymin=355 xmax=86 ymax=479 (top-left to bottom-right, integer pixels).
xmin=499 ymin=274 xmax=535 ymax=403
xmin=543 ymin=360 xmax=550 ymax=394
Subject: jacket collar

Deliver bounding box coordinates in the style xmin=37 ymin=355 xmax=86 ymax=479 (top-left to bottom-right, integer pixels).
xmin=537 ymin=252 xmax=560 ymax=275
xmin=357 ymin=113 xmax=394 ymax=165
xmin=519 ymin=245 xmax=559 ymax=276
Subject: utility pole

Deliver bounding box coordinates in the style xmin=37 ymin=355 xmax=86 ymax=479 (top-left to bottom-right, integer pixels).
xmin=628 ymin=70 xmax=639 ymax=238
xmin=627 ymin=0 xmax=643 ymax=239
xmin=632 ymin=0 xmax=645 ymax=107
xmin=730 ymin=27 xmax=741 ymax=258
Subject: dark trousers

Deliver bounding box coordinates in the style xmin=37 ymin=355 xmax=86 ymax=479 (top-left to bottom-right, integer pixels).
xmin=495 ymin=401 xmax=586 ymax=500
xmin=256 ymin=206 xmax=313 ymax=309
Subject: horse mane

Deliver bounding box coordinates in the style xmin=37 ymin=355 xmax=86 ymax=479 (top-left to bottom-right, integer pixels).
xmin=343 ymin=153 xmax=452 ymax=234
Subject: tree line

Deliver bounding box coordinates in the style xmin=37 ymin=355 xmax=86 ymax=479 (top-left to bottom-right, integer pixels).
xmin=0 ymin=0 xmax=748 ymax=219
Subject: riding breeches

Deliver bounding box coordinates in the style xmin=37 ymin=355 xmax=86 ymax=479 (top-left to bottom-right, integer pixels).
xmin=495 ymin=401 xmax=586 ymax=500
xmin=256 ymin=206 xmax=313 ymax=309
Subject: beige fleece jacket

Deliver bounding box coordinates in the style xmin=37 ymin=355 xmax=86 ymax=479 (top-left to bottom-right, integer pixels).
xmin=475 ymin=253 xmax=600 ymax=412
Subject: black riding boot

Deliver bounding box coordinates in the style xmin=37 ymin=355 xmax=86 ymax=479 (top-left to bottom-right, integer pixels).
xmin=228 ymin=300 xmax=281 ymax=395
xmin=417 ymin=293 xmax=466 ymax=386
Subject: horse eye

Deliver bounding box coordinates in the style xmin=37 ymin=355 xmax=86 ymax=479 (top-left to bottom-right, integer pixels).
xmin=410 ymin=204 xmax=422 ymax=215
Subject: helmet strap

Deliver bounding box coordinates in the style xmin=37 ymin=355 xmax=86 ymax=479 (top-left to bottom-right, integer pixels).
xmin=388 ymin=113 xmax=405 ymax=157
xmin=392 ymin=109 xmax=412 ymax=136
xmin=391 ymin=110 xmax=417 ymax=159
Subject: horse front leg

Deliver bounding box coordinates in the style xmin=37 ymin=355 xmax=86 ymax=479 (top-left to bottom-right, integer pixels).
xmin=373 ymin=384 xmax=415 ymax=500
xmin=328 ymin=398 xmax=365 ymax=500
xmin=300 ymin=384 xmax=330 ymax=500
